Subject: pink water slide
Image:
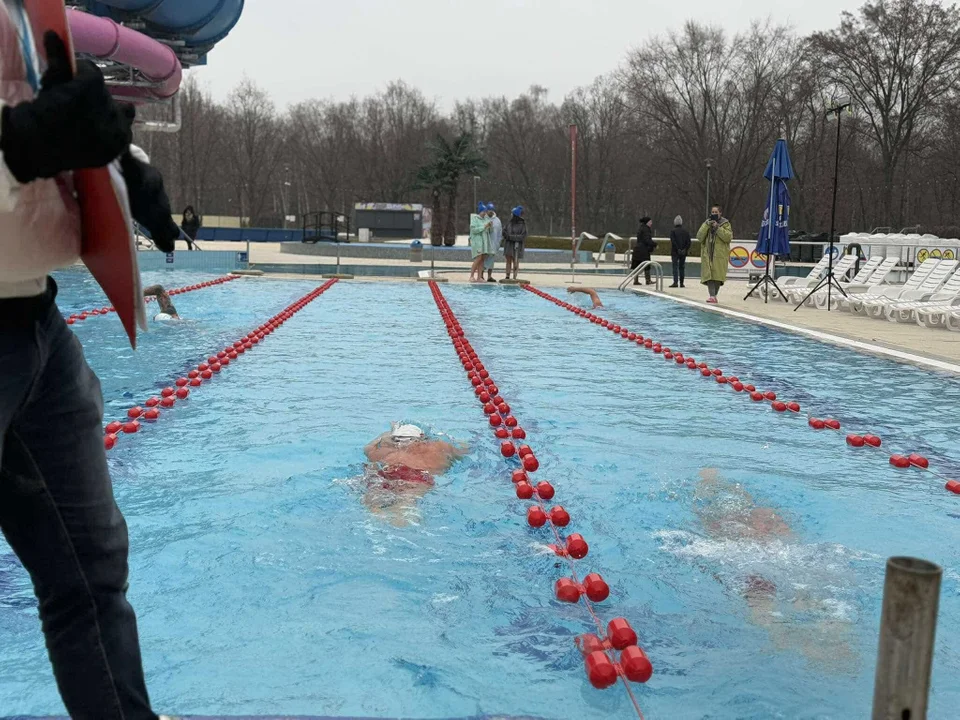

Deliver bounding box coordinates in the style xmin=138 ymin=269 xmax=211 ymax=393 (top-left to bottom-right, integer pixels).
xmin=67 ymin=7 xmax=182 ymax=100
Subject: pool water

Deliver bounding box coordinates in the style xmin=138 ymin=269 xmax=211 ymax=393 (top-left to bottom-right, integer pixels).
xmin=1 ymin=273 xmax=959 ymax=719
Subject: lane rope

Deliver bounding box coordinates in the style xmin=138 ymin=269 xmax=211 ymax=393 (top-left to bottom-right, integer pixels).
xmin=65 ymin=274 xmax=240 ymax=325
xmin=524 ymin=285 xmax=959 ymax=497
xmin=428 ymin=281 xmax=650 ymax=717
xmin=103 ymin=279 xmax=339 ymax=450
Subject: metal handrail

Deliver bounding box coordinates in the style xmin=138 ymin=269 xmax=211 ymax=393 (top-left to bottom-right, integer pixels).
xmin=618 ymin=261 xmax=664 ymax=292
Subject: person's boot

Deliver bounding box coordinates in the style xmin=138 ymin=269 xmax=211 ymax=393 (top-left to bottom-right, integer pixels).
xmin=669 ymin=282 xmax=679 ymax=288
xmin=487 ymin=271 xmax=495 ymax=283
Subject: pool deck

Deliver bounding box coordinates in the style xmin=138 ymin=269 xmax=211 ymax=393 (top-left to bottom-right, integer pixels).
xmin=174 ymin=241 xmax=960 ymax=371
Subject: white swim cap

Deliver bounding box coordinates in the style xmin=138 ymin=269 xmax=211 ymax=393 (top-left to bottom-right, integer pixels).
xmin=391 ymin=423 xmax=425 ymax=442
xmin=154 ymin=313 xmax=173 ymax=321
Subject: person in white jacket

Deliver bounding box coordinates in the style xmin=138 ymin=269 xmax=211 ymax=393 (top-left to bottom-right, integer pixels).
xmin=0 ymin=6 xmax=178 ymax=719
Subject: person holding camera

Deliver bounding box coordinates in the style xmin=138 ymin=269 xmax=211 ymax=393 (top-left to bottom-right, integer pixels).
xmin=697 ymin=204 xmax=733 ymax=303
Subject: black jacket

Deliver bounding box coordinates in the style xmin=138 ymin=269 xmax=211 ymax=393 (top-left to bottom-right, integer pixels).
xmin=633 ymin=225 xmax=655 ymax=265
xmin=181 ymin=215 xmax=201 ymax=240
xmin=670 ymin=227 xmax=692 ymax=256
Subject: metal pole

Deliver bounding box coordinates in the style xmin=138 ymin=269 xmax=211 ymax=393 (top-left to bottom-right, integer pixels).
xmin=336 ymin=242 xmax=341 ymax=275
xmin=473 ymin=177 xmax=479 ymax=211
xmin=763 ymin=159 xmax=777 ymax=303
xmin=872 ymin=557 xmax=942 ymax=720
xmin=570 ymin=124 xmax=578 ymax=284
xmin=705 ymin=160 xmax=712 ymax=221
xmin=246 ymin=239 xmax=251 ymax=269
xmin=827 ymin=107 xmax=843 ymax=312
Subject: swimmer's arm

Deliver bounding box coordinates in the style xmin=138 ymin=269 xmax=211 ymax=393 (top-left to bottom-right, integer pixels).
xmin=435 ymin=440 xmax=468 ymax=457
xmin=364 ymin=433 xmax=394 ymax=462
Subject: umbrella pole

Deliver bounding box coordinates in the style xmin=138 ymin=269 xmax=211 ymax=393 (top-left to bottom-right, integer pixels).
xmin=745 ymin=159 xmax=788 ymax=302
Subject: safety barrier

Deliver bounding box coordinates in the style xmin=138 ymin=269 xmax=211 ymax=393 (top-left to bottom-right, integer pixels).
xmin=103 ymin=279 xmax=339 ymax=450
xmin=65 ymin=274 xmax=240 ymax=325
xmin=428 ymin=281 xmax=651 ymax=718
xmin=524 ymin=285 xmax=960 ymax=497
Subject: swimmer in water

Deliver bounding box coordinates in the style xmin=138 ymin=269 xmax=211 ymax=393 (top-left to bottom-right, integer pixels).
xmin=143 ymin=284 xmax=179 ymax=320
xmin=361 ymin=423 xmax=467 ymax=526
xmin=693 ymin=468 xmax=857 ymax=672
xmin=567 ymin=286 xmax=603 ymax=308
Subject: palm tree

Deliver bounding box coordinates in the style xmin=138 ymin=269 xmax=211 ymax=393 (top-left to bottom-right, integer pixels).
xmin=416 ymin=133 xmax=487 ymax=246
xmin=413 ymin=164 xmax=446 ymax=246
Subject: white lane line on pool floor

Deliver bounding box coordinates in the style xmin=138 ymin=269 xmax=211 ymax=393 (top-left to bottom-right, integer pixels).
xmin=632 ymin=288 xmax=960 ymax=376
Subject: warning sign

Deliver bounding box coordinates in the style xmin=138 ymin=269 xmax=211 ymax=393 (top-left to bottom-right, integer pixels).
xmin=729 ymin=246 xmax=750 ymax=269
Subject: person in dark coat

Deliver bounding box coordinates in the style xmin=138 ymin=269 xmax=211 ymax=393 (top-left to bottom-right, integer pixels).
xmin=631 ymin=216 xmax=656 ymax=285
xmin=181 ymin=205 xmax=201 ymax=251
xmin=669 ymin=215 xmax=692 ymax=288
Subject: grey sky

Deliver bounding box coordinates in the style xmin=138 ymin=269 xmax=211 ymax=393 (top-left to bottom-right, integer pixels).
xmin=192 ymin=0 xmax=866 ymax=109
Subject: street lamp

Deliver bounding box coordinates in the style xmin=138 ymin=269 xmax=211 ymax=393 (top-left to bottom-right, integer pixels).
xmin=797 ymin=95 xmax=852 ymax=312
xmin=705 ymin=159 xmax=713 ymax=221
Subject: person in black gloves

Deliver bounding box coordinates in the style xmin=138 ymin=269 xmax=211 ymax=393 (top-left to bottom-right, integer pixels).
xmin=0 ymin=22 xmax=167 ymax=720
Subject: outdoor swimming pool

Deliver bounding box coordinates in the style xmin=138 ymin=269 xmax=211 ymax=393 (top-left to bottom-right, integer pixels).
xmin=1 ymin=272 xmax=958 ymax=719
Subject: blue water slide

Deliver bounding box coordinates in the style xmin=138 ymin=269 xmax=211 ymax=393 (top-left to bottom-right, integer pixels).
xmin=88 ymin=0 xmax=244 ymax=48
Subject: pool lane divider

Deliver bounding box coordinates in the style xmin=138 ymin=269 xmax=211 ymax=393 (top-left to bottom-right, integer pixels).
xmin=66 ymin=274 xmax=240 ymax=325
xmin=103 ymin=279 xmax=339 ymax=450
xmin=428 ymin=282 xmax=651 ymax=718
xmin=524 ymin=285 xmax=960 ymax=498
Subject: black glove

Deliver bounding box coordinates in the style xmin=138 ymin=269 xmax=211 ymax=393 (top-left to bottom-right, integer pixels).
xmin=1 ymin=32 xmax=133 ymax=184
xmin=120 ymin=151 xmax=180 ymax=253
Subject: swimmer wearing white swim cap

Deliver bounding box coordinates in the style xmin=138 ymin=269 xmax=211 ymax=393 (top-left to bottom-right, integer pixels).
xmin=143 ymin=284 xmax=179 ymax=320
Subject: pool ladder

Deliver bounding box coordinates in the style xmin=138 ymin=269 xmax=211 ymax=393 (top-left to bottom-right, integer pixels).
xmin=618 ymin=261 xmax=665 ymax=292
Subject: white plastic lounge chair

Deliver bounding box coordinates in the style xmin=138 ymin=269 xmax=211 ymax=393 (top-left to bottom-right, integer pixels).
xmin=814 ymin=257 xmax=900 ymax=309
xmin=883 ymin=263 xmax=960 ymax=322
xmin=786 ymin=255 xmax=858 ymax=305
xmin=774 ymin=255 xmax=832 ymax=300
xmin=842 ymin=258 xmax=941 ymax=314
xmin=916 ymin=296 xmax=960 ymax=328
xmin=859 ymin=260 xmax=957 ymax=318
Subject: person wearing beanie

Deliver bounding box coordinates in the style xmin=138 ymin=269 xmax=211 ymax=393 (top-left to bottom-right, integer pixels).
xmin=502 ymin=206 xmax=528 ymax=280
xmin=669 ymin=215 xmax=692 ymax=288
xmin=631 ymin=216 xmax=656 ymax=285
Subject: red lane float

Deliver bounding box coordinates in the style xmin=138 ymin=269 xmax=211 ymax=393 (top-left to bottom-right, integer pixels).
xmin=524 ymin=285 xmax=956 ymax=498
xmin=66 ymin=274 xmax=240 ymax=325
xmin=104 ymin=280 xmax=339 ymax=450
xmin=428 ymin=281 xmax=650 ymax=714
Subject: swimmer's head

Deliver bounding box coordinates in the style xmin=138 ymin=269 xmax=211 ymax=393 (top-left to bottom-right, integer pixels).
xmin=154 ymin=312 xmax=174 ymax=322
xmin=390 ymin=423 xmax=425 ymax=446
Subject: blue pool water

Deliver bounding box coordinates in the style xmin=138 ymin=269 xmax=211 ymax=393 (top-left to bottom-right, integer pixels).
xmin=1 ymin=273 xmax=959 ymax=719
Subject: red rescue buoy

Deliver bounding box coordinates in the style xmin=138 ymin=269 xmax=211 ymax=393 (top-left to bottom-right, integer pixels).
xmin=537 ymin=481 xmax=555 ymax=500
xmin=523 ymin=454 xmax=540 ymax=472
xmin=620 ymin=646 xmax=653 ymax=683
xmin=516 ymin=482 xmax=535 ymax=499
xmin=908 ymin=453 xmax=929 ymax=469
xmin=585 ymin=651 xmax=618 ymax=690
xmin=566 ymin=533 xmax=588 ymax=559
xmin=555 ymin=578 xmax=582 ymax=603
xmin=501 ymin=442 xmax=517 ymax=458
xmin=527 ymin=506 xmax=548 ymax=527
xmin=607 ymin=618 xmax=638 ymax=650
xmin=583 ymin=573 xmax=610 ymax=602
xmin=890 ymin=454 xmax=911 ymax=469
xmin=846 ymin=434 xmax=865 ymax=447
xmin=550 ymin=506 xmax=571 ymax=527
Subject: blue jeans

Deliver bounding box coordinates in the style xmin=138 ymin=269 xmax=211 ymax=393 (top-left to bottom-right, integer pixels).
xmin=0 ymin=281 xmax=157 ymax=719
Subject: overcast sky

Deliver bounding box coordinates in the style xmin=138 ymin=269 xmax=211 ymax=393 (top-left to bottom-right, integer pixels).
xmin=192 ymin=0 xmax=865 ymax=109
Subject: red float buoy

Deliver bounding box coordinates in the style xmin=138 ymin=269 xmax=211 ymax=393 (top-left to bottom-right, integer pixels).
xmin=566 ymin=533 xmax=588 ymax=559
xmin=517 ymin=444 xmax=533 ymax=458
xmin=471 ymin=376 xmax=482 ymax=387
xmin=764 ymin=391 xmax=777 ymax=401
xmin=199 ymin=363 xmax=209 ymax=372
xmin=744 ymin=384 xmax=756 ymax=392
xmin=501 ymin=442 xmax=517 ymax=458
xmin=175 ymin=378 xmax=189 ymax=387
xmin=809 ymin=418 xmax=826 ymax=430
xmin=864 ymin=435 xmax=882 ymax=448
xmin=732 ymin=382 xmax=745 ymax=392
xmin=189 ymin=378 xmax=202 ymax=387
xmin=498 ymin=403 xmax=511 ymax=415
xmin=701 ymin=369 xmax=712 ymax=377
xmin=555 ymin=578 xmax=582 ymax=603
xmin=160 ymin=387 xmax=175 ymax=398
xmin=505 ymin=415 xmax=518 ymax=427
xmin=495 ymin=427 xmax=510 ymax=439
xmin=908 ymin=453 xmax=929 ymax=469
xmin=620 ymin=646 xmax=653 ymax=684
xmin=483 ymin=403 xmax=496 ymax=415
xmin=143 ymin=408 xmax=160 ymax=421
xmin=664 ymin=351 xmax=674 ymax=360
xmin=512 ymin=469 xmax=528 ymax=484
xmin=201 ymin=370 xmax=213 ymax=380
xmin=160 ymin=397 xmax=176 ymax=408
xmin=479 ymin=392 xmax=491 ymax=403
xmin=105 ymin=420 xmax=123 ymax=434
xmin=176 ymin=388 xmax=189 ymax=400
xmin=716 ymin=376 xmax=728 ymax=384
xmin=537 ymin=481 xmax=555 ymax=500
xmin=607 ymin=618 xmax=638 ymax=650
xmin=145 ymin=397 xmax=160 ymax=408
xmin=825 ymin=419 xmax=841 ymax=430
xmin=549 ymin=506 xmax=571 ymax=527
xmin=512 ymin=427 xmax=526 ymax=439
xmin=527 ymin=506 xmax=548 ymax=527
xmin=122 ymin=421 xmax=140 ymax=434
xmin=516 ymin=482 xmax=535 ymax=500
xmin=210 ymin=363 xmax=222 ymax=373
xmin=750 ymin=392 xmax=764 ymax=402
xmin=846 ymin=434 xmax=865 ymax=447
xmin=523 ymin=454 xmax=540 ymax=472
xmin=490 ymin=414 xmax=503 ymax=427
xmin=946 ymin=480 xmax=960 ymax=495
xmin=890 ymin=454 xmax=911 ymax=469
xmin=772 ymin=401 xmax=787 ymax=412
xmin=787 ymin=402 xmax=801 ymax=413
xmin=712 ymin=368 xmax=722 ymax=376
xmin=583 ymin=573 xmax=609 ymax=602
xmin=127 ymin=406 xmax=143 ymax=418
xmin=104 ymin=433 xmax=117 ymax=450
xmin=585 ymin=651 xmax=618 ymax=690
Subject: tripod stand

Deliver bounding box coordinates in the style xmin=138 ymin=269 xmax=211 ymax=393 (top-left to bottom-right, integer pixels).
xmin=796 ymin=97 xmax=851 ymax=312
xmin=745 ymin=252 xmax=786 ymax=302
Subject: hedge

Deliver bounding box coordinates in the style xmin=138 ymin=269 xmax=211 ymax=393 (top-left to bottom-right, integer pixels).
xmin=525 ymin=235 xmax=702 ymax=257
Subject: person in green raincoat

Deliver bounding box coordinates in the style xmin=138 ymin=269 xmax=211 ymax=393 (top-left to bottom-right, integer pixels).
xmin=697 ymin=204 xmax=733 ymax=304
xmin=469 ymin=202 xmax=493 ymax=282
